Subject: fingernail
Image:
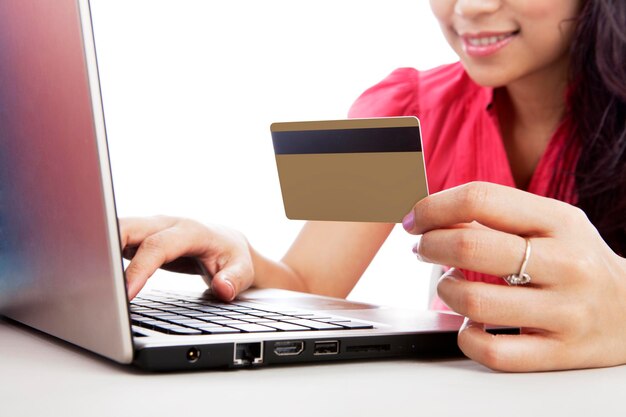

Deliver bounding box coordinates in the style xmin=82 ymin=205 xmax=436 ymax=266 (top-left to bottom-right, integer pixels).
xmin=223 ymin=278 xmax=235 ymax=300
xmin=402 ymin=211 xmax=415 ymax=232
xmin=461 ymin=317 xmax=485 ymax=332
xmin=412 ymin=244 xmax=423 ymax=262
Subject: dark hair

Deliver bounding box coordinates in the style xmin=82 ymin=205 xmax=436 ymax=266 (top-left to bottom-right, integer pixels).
xmin=566 ymin=0 xmax=626 ymax=256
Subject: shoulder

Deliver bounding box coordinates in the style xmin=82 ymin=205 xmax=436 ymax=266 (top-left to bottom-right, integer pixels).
xmin=417 ymin=62 xmax=482 ymax=112
xmin=348 ymin=67 xmax=419 ymax=118
xmin=348 ymin=62 xmax=483 ymax=118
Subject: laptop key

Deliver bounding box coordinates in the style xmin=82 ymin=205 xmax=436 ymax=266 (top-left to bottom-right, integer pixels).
xmin=130 ymin=300 xmax=157 ymax=306
xmin=332 ymin=321 xmax=374 ymax=330
xmin=200 ymin=327 xmax=242 ymax=334
xmin=148 ymin=312 xmax=181 ymax=319
xmin=294 ymin=315 xmax=332 ymax=320
xmin=157 ymin=324 xmax=203 ymax=335
xmin=182 ymin=311 xmax=213 ymax=317
xmin=168 ymin=327 xmax=204 ymax=336
xmin=195 ymin=307 xmax=224 ymax=313
xmin=287 ymin=319 xmax=344 ymax=330
xmin=169 ymin=301 xmax=195 ymax=307
xmin=244 ymin=310 xmax=275 ymax=316
xmin=215 ymin=320 xmax=248 ymax=325
xmin=200 ymin=302 xmax=231 ymax=308
xmin=134 ymin=308 xmax=166 ymax=315
xmin=164 ymin=328 xmax=200 ymax=335
xmin=229 ymin=302 xmax=259 ymax=307
xmin=142 ymin=319 xmax=171 ymax=327
xmin=139 ymin=302 xmax=168 ymax=308
xmin=227 ymin=323 xmax=278 ymax=333
xmin=130 ymin=307 xmax=149 ymax=313
xmin=164 ymin=307 xmax=194 ymax=313
xmin=242 ymin=317 xmax=274 ymax=323
xmin=196 ymin=323 xmax=226 ymax=329
xmin=261 ymin=314 xmax=297 ymax=321
xmin=207 ymin=317 xmax=241 ymax=323
xmin=263 ymin=322 xmax=311 ymax=331
xmin=191 ymin=314 xmax=223 ymax=321
xmin=129 ymin=304 xmax=152 ymax=309
xmin=131 ymin=316 xmax=153 ymax=323
xmin=169 ymin=318 xmax=208 ymax=327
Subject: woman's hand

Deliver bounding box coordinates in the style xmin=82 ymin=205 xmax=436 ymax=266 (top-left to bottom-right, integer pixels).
xmin=402 ymin=181 xmax=626 ymax=372
xmin=119 ymin=216 xmax=254 ymax=301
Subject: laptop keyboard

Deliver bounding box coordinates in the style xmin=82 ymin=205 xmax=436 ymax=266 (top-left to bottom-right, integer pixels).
xmin=130 ymin=290 xmax=374 ymax=335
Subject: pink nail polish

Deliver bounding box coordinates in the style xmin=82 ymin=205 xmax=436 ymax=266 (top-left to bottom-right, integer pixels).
xmin=402 ymin=211 xmax=415 ymax=232
xmin=412 ymin=244 xmax=423 ymax=262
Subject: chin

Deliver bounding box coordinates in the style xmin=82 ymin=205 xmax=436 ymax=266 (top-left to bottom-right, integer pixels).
xmin=460 ymin=61 xmax=513 ymax=89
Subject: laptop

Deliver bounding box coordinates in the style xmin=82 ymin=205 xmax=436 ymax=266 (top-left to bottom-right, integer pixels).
xmin=0 ymin=0 xmax=464 ymax=371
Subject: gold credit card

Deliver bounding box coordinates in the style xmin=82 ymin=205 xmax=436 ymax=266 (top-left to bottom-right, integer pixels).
xmin=270 ymin=117 xmax=428 ymax=223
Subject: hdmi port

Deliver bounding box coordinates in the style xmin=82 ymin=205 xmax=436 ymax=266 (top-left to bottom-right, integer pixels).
xmin=273 ymin=341 xmax=304 ymax=356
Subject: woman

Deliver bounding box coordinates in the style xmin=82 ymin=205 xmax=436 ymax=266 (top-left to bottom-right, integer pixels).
xmin=120 ymin=0 xmax=626 ymax=372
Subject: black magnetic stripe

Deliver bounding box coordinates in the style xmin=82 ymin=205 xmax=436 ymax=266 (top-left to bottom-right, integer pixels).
xmin=271 ymin=126 xmax=422 ymax=155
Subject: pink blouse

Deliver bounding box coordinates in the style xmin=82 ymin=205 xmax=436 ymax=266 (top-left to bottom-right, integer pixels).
xmin=348 ymin=62 xmax=577 ymax=307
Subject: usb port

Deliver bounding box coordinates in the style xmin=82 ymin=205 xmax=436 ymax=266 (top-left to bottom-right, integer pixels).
xmin=273 ymin=341 xmax=304 ymax=356
xmin=313 ymin=340 xmax=339 ymax=356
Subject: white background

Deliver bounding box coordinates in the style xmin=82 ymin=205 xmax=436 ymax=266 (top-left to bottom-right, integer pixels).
xmin=89 ymin=0 xmax=457 ymax=309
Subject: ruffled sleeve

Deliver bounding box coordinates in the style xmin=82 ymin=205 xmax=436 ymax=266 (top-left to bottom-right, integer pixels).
xmin=348 ymin=68 xmax=420 ymax=118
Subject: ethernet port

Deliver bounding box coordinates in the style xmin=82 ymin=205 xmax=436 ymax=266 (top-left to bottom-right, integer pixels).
xmin=234 ymin=342 xmax=263 ymax=366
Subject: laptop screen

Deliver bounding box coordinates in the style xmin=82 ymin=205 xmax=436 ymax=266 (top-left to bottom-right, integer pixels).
xmin=0 ymin=0 xmax=133 ymax=363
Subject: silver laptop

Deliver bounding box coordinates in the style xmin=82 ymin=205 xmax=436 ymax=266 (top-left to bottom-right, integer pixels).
xmin=0 ymin=0 xmax=464 ymax=371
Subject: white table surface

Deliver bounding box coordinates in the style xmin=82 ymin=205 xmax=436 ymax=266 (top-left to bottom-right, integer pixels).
xmin=2 ymin=317 xmax=625 ymax=417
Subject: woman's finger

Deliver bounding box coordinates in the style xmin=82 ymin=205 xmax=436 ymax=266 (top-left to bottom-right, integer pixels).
xmin=125 ymin=227 xmax=187 ymax=299
xmin=405 ymin=182 xmax=578 ymax=237
xmin=118 ymin=216 xmax=176 ymax=249
xmin=211 ymin=261 xmax=255 ymax=302
xmin=418 ymin=227 xmax=558 ymax=286
xmin=458 ymin=317 xmax=567 ymax=372
xmin=437 ymin=268 xmax=562 ymax=331
xmin=125 ymin=222 xmax=217 ymax=297
xmin=124 ymin=220 xmax=255 ymax=301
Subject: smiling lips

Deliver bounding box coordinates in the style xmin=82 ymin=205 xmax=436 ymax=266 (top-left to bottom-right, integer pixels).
xmin=460 ymin=31 xmax=519 ymax=57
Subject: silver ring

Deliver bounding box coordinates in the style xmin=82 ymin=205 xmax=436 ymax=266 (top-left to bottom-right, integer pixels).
xmin=503 ymin=238 xmax=532 ymax=286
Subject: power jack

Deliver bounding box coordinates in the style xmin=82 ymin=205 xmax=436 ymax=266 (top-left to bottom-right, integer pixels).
xmin=186 ymin=347 xmax=201 ymax=363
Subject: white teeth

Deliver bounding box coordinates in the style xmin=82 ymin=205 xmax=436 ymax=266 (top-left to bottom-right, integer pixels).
xmin=468 ymin=34 xmax=510 ymax=47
